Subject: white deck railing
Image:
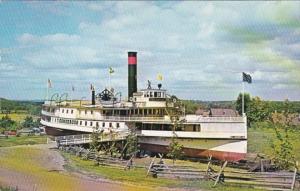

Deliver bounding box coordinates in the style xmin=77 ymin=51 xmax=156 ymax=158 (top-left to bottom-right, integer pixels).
xmin=56 ymin=131 xmax=129 ymax=146
xmin=186 ymin=116 xmax=245 ymax=123
xmin=42 ymin=111 xmax=245 ymax=123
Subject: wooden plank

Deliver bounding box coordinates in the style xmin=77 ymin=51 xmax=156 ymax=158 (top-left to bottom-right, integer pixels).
xmin=291 ymin=161 xmax=298 ymax=190
xmin=158 ymin=153 xmax=164 ymax=164
xmin=146 ymin=156 xmax=156 ymax=177
xmin=152 ymin=167 xmax=206 ymax=173
xmin=225 ymin=179 xmax=292 ymax=188
xmin=213 ymin=161 xmax=228 ymax=187
xmin=260 ymin=159 xmax=264 ymax=172
xmin=206 ymin=155 xmax=212 ymax=175
xmin=124 ymin=154 xmax=135 ymax=170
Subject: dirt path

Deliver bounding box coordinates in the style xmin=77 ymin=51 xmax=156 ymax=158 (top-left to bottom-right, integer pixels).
xmin=0 ymin=144 xmax=192 ymax=191
xmin=0 ymin=144 xmax=145 ymax=191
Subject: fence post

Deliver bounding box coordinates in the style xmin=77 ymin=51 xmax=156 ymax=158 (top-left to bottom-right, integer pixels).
xmin=146 ymin=156 xmax=156 ymax=177
xmin=260 ymin=159 xmax=264 ymax=172
xmin=206 ymin=155 xmax=212 ymax=175
xmin=213 ymin=161 xmax=227 ymax=187
xmin=291 ymin=161 xmax=298 ymax=190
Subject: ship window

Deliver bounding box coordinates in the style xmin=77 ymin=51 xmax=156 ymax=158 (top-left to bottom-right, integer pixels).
xmin=85 ymin=121 xmax=87 ymax=126
xmin=66 ymin=110 xmax=68 ymax=114
xmin=80 ymin=121 xmax=82 ymax=125
xmin=96 ymin=122 xmax=99 ymax=127
xmin=150 ymin=92 xmax=153 ymax=97
xmin=90 ymin=121 xmax=93 ymax=126
xmin=85 ymin=110 xmax=87 ymax=114
xmin=157 ymin=92 xmax=161 ymax=97
xmin=109 ymin=123 xmax=112 ymax=127
xmin=102 ymin=122 xmax=105 ymax=127
xmin=91 ymin=110 xmax=93 ymax=114
xmin=149 ymin=109 xmax=152 ymax=115
xmin=116 ymin=123 xmax=120 ymax=128
xmin=154 ymin=92 xmax=157 ymax=97
xmin=62 ymin=109 xmax=64 ymax=113
xmin=71 ymin=110 xmax=73 ymax=114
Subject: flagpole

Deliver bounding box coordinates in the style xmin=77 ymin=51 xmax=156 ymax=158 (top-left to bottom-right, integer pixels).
xmin=46 ymin=81 xmax=49 ymax=101
xmin=70 ymin=89 xmax=73 ymax=105
xmin=109 ymin=73 xmax=111 ymax=90
xmin=242 ymin=81 xmax=245 ymax=116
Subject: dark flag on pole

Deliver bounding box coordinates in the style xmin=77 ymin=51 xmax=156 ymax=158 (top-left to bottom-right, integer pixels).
xmin=90 ymin=84 xmax=95 ymax=91
xmin=242 ymin=72 xmax=252 ymax=83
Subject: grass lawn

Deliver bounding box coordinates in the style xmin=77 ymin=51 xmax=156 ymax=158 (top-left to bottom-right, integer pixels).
xmin=0 ymin=113 xmax=30 ymax=122
xmin=62 ymin=152 xmax=264 ymax=191
xmin=0 ymin=147 xmax=84 ymax=191
xmin=0 ymin=113 xmax=40 ymax=123
xmin=248 ymin=127 xmax=300 ymax=163
xmin=0 ymin=136 xmax=47 ymax=147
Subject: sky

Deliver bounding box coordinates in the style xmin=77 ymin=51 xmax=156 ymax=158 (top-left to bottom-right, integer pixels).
xmin=0 ymin=1 xmax=300 ymax=101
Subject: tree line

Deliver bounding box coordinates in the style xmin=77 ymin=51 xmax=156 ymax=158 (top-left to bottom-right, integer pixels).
xmin=236 ymin=93 xmax=300 ymax=128
xmin=0 ymin=115 xmax=40 ymax=134
xmin=0 ymin=98 xmax=42 ymax=115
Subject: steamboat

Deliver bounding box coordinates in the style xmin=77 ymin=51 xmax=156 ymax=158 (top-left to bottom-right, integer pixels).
xmin=41 ymin=52 xmax=247 ymax=161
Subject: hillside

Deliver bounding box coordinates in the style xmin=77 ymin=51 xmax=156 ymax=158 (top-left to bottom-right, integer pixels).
xmin=0 ymin=98 xmax=43 ymax=115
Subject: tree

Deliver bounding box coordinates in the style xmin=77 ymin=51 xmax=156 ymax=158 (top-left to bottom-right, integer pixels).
xmin=22 ymin=116 xmax=34 ymax=128
xmin=0 ymin=115 xmax=16 ymax=129
xmin=247 ymin=97 xmax=270 ymax=126
xmin=270 ymin=100 xmax=296 ymax=169
xmin=106 ymin=130 xmax=119 ymax=157
xmin=167 ymin=136 xmax=184 ymax=165
xmin=167 ymin=116 xmax=184 ymax=164
xmin=90 ymin=129 xmax=103 ymax=151
xmin=125 ymin=131 xmax=138 ymax=158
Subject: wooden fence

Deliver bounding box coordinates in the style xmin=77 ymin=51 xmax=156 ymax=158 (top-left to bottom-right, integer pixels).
xmin=59 ymin=145 xmax=299 ymax=190
xmin=59 ymin=145 xmax=135 ymax=170
xmin=148 ymin=158 xmax=300 ymax=191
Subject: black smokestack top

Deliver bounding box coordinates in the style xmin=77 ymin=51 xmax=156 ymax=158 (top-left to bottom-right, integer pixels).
xmin=91 ymin=90 xmax=95 ymax=105
xmin=128 ymin=51 xmax=137 ymax=99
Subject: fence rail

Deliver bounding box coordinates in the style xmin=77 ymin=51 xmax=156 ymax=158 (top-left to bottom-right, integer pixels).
xmin=59 ymin=145 xmax=135 ymax=169
xmin=148 ymin=160 xmax=300 ymax=191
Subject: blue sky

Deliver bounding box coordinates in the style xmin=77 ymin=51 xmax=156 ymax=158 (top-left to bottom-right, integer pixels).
xmin=0 ymin=1 xmax=300 ymax=101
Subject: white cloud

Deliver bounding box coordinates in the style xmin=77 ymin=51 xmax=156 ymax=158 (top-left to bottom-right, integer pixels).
xmin=23 ymin=46 xmax=102 ymax=67
xmin=3 ymin=1 xmax=299 ymax=100
xmin=18 ymin=33 xmax=80 ymax=45
xmin=86 ymin=2 xmax=114 ymax=11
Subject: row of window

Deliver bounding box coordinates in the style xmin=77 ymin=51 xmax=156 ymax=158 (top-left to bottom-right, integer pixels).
xmin=78 ymin=120 xmax=120 ymax=128
xmin=52 ymin=117 xmax=121 ymax=128
xmin=43 ymin=107 xmax=55 ymax=113
xmin=82 ymin=110 xmax=94 ymax=115
xmin=53 ymin=118 xmax=77 ymax=125
xmin=61 ymin=109 xmax=74 ymax=114
xmin=138 ymin=124 xmax=201 ymax=132
xmin=143 ymin=91 xmax=165 ymax=98
xmin=103 ymin=109 xmax=164 ymax=116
